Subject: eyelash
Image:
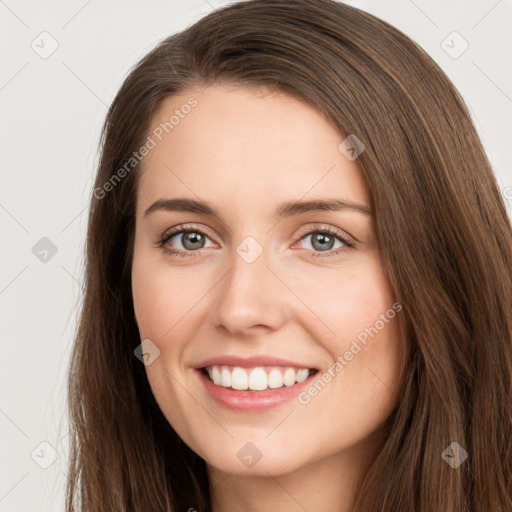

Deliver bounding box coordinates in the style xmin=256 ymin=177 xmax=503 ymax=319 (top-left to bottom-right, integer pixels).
xmin=158 ymin=223 xmax=355 ymax=259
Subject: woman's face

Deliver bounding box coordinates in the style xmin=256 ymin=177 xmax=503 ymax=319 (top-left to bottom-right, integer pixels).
xmin=131 ymin=84 xmax=403 ymax=476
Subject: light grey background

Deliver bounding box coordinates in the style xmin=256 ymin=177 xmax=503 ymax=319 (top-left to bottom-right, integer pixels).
xmin=1 ymin=0 xmax=511 ymax=510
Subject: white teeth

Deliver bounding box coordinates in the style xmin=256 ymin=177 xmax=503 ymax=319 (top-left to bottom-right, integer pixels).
xmin=231 ymin=367 xmax=248 ymax=390
xmin=220 ymin=367 xmax=232 ymax=387
xmin=248 ymin=367 xmax=268 ymax=391
xmin=296 ymin=368 xmax=309 ymax=382
xmin=211 ymin=366 xmax=222 ymax=385
xmin=205 ymin=365 xmax=312 ymax=391
xmin=282 ymin=368 xmax=296 ymax=386
xmin=267 ymin=368 xmax=283 ymax=388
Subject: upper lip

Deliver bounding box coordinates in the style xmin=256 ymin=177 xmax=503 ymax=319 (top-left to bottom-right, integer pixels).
xmin=195 ymin=355 xmax=317 ymax=370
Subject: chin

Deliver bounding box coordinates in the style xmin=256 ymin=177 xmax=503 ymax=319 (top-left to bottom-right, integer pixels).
xmin=192 ymin=435 xmax=318 ymax=477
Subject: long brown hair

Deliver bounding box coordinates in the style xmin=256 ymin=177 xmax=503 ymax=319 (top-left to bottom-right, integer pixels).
xmin=65 ymin=0 xmax=512 ymax=510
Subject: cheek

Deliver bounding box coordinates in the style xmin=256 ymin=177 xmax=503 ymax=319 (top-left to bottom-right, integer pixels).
xmin=132 ymin=255 xmax=203 ymax=339
xmin=293 ymin=254 xmax=397 ymax=351
xmin=131 ymin=257 xmax=198 ymax=429
xmin=295 ymin=253 xmax=403 ymax=402
xmin=132 ymin=271 xmax=169 ymax=340
xmin=291 ymin=267 xmax=402 ymax=461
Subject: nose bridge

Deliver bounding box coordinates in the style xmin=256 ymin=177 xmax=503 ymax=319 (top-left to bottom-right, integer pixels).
xmin=211 ymin=235 xmax=288 ymax=334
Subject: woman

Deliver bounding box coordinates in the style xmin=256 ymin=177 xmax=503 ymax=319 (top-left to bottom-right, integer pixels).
xmin=65 ymin=0 xmax=512 ymax=510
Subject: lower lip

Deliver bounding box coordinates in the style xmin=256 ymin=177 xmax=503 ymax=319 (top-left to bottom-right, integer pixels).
xmin=195 ymin=369 xmax=315 ymax=411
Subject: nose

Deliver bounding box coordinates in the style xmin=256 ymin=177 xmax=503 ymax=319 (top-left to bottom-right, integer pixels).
xmin=210 ymin=241 xmax=291 ymax=338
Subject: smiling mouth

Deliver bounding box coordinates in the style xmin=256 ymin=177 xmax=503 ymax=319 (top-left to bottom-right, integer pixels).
xmin=200 ymin=365 xmax=319 ymax=392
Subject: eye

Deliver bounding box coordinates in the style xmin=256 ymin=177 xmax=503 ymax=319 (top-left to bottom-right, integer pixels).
xmin=159 ymin=224 xmax=216 ymax=257
xmin=294 ymin=225 xmax=355 ymax=258
xmin=158 ymin=223 xmax=355 ymax=258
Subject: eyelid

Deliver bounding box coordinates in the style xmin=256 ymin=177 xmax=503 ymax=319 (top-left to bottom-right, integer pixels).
xmin=295 ymin=223 xmax=354 ymax=244
xmin=161 ymin=223 xmax=218 ymax=243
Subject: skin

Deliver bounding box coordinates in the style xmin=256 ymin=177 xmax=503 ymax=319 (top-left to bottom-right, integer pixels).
xmin=131 ymin=84 xmax=403 ymax=512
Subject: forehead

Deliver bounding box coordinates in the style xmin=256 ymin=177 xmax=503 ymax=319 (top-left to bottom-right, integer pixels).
xmin=136 ymin=84 xmax=369 ymax=216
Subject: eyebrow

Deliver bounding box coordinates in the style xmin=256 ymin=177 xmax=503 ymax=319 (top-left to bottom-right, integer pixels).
xmin=144 ymin=197 xmax=372 ymax=219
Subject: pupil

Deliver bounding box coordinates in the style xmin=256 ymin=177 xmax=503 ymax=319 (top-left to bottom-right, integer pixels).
xmin=184 ymin=232 xmax=204 ymax=250
xmin=313 ymin=233 xmax=334 ymax=251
